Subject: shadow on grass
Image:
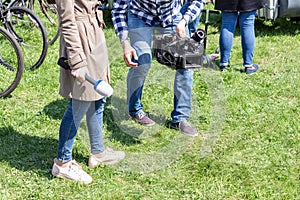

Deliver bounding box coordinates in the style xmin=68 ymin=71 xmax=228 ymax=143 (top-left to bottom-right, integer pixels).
xmin=40 ymin=97 xmax=195 ymax=174
xmin=104 ymin=95 xmax=170 ymax=143
xmin=0 ymin=126 xmax=86 ymax=179
xmin=43 ymin=98 xmax=68 ymax=120
xmin=255 ymin=17 xmax=300 ymax=37
xmin=42 ymin=97 xmax=145 ymax=147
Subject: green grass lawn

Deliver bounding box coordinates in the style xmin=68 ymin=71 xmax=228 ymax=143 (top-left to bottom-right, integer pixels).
xmin=0 ymin=9 xmax=299 ymax=200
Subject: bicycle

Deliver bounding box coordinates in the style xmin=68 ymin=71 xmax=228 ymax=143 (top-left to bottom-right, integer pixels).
xmin=33 ymin=0 xmax=60 ymax=45
xmin=37 ymin=0 xmax=60 ymax=45
xmin=1 ymin=0 xmax=48 ymax=71
xmin=21 ymin=0 xmax=59 ymax=45
xmin=0 ymin=26 xmax=24 ymax=98
xmin=9 ymin=0 xmax=60 ymax=45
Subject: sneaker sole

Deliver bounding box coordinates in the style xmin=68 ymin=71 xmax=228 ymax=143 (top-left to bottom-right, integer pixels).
xmin=89 ymin=159 xmax=122 ymax=168
xmin=53 ymin=172 xmax=92 ymax=184
xmin=183 ymin=132 xmax=198 ymax=137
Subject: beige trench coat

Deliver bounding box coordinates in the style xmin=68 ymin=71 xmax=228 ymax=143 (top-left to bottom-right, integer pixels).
xmin=56 ymin=0 xmax=110 ymax=101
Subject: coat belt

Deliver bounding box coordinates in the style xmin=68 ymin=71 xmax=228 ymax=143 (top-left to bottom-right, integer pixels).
xmin=75 ymin=13 xmax=96 ymax=23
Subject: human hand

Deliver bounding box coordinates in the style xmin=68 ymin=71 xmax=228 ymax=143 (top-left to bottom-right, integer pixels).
xmin=71 ymin=66 xmax=88 ymax=82
xmin=122 ymin=40 xmax=138 ymax=67
xmin=176 ymin=19 xmax=186 ymax=38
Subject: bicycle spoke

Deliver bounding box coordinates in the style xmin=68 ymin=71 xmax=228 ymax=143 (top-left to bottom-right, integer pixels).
xmin=5 ymin=6 xmax=48 ymax=70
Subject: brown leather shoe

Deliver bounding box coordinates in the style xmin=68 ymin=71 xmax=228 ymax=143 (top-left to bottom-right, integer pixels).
xmin=130 ymin=111 xmax=155 ymax=126
xmin=171 ymin=120 xmax=198 ymax=137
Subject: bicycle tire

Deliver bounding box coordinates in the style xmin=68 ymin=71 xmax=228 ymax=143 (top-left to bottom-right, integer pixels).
xmin=48 ymin=27 xmax=60 ymax=45
xmin=3 ymin=6 xmax=48 ymax=71
xmin=38 ymin=0 xmax=60 ymax=45
xmin=38 ymin=0 xmax=57 ymax=24
xmin=16 ymin=0 xmax=57 ymax=23
xmin=19 ymin=0 xmax=60 ymax=45
xmin=40 ymin=0 xmax=60 ymax=45
xmin=13 ymin=0 xmax=60 ymax=45
xmin=0 ymin=27 xmax=24 ymax=98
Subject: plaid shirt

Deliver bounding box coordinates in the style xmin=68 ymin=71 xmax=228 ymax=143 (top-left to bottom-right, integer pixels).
xmin=112 ymin=0 xmax=204 ymax=42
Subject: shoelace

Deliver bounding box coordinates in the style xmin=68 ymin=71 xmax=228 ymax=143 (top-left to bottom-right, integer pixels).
xmin=105 ymin=147 xmax=115 ymax=153
xmin=68 ymin=160 xmax=83 ymax=175
xmin=91 ymin=148 xmax=114 ymax=158
xmin=137 ymin=112 xmax=146 ymax=119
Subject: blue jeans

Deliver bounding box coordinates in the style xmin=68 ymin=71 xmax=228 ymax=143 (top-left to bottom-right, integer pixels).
xmin=180 ymin=1 xmax=202 ymax=37
xmin=219 ymin=11 xmax=256 ymax=67
xmin=127 ymin=12 xmax=194 ymax=123
xmin=57 ymin=98 xmax=106 ymax=162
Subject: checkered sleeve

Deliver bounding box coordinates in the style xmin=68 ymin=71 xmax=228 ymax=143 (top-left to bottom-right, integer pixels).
xmin=182 ymin=0 xmax=204 ymax=24
xmin=112 ymin=0 xmax=129 ymax=43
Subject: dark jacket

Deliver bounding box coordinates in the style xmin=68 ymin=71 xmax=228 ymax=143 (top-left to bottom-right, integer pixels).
xmin=215 ymin=0 xmax=266 ymax=12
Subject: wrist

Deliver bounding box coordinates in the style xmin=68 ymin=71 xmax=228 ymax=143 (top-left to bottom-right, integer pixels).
xmin=122 ymin=40 xmax=133 ymax=54
xmin=119 ymin=31 xmax=129 ymax=43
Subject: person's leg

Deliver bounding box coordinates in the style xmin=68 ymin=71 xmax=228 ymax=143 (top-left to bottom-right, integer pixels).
xmin=161 ymin=13 xmax=197 ymax=136
xmin=87 ymin=97 xmax=125 ymax=167
xmin=164 ymin=14 xmax=193 ymax=122
xmin=57 ymin=99 xmax=90 ymax=162
xmin=219 ymin=11 xmax=238 ymax=68
xmin=127 ymin=12 xmax=153 ymax=116
xmin=239 ymin=10 xmax=256 ymax=67
xmin=171 ymin=69 xmax=194 ymax=122
xmin=52 ymin=99 xmax=92 ymax=184
xmin=86 ymin=98 xmax=106 ymax=154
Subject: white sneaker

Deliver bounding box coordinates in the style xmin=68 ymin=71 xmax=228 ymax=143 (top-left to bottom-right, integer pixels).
xmin=51 ymin=158 xmax=92 ymax=184
xmin=88 ymin=148 xmax=125 ymax=168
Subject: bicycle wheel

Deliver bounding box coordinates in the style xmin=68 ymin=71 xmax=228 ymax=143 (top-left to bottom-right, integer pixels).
xmin=38 ymin=0 xmax=60 ymax=45
xmin=12 ymin=0 xmax=59 ymax=45
xmin=48 ymin=27 xmax=60 ymax=45
xmin=38 ymin=0 xmax=58 ymax=24
xmin=0 ymin=27 xmax=24 ymax=98
xmin=38 ymin=0 xmax=61 ymax=45
xmin=33 ymin=0 xmax=60 ymax=45
xmin=4 ymin=6 xmax=48 ymax=71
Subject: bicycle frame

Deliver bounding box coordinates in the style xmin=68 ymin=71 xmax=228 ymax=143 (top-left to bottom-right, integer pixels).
xmin=0 ymin=1 xmax=22 ymax=43
xmin=1 ymin=0 xmax=25 ymax=8
xmin=0 ymin=0 xmax=9 ymax=24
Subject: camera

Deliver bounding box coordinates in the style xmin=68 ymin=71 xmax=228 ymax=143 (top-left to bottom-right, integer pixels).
xmin=152 ymin=29 xmax=206 ymax=69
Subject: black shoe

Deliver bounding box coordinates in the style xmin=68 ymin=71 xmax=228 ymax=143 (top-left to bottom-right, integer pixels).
xmin=171 ymin=120 xmax=198 ymax=137
xmin=220 ymin=64 xmax=229 ymax=72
